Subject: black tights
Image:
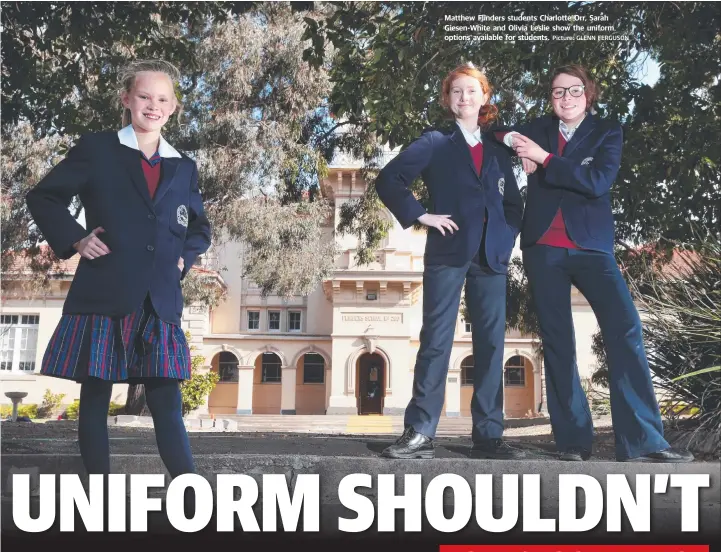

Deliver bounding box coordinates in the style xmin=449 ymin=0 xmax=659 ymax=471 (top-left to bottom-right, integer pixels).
xmin=78 ymin=377 xmax=195 ymax=477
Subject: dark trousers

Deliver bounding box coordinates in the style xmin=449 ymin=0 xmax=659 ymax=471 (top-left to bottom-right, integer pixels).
xmin=405 ymin=250 xmax=507 ymax=441
xmin=523 ymin=245 xmax=669 ymax=460
xmin=78 ymin=377 xmax=195 ymax=476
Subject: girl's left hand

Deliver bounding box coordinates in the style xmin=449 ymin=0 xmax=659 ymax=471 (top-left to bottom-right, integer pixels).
xmin=178 ymin=257 xmax=184 ymax=272
xmin=521 ymin=158 xmax=538 ymax=175
xmin=512 ymin=134 xmax=549 ymax=165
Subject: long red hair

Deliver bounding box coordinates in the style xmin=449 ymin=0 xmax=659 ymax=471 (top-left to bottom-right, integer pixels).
xmin=440 ymin=64 xmax=499 ymax=129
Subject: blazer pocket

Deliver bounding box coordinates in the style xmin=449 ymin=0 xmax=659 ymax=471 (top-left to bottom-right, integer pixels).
xmin=583 ymin=202 xmax=607 ymax=238
xmin=426 ymin=226 xmax=460 ymax=253
xmin=169 ymin=224 xmax=186 ymax=239
xmin=85 ymin=251 xmax=113 ymax=268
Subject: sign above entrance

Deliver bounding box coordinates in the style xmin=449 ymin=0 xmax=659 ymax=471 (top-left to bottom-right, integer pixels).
xmin=341 ymin=313 xmax=403 ymax=324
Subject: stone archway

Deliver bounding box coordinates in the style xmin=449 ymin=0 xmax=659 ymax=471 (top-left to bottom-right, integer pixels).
xmin=355 ymin=353 xmax=386 ymax=415
xmin=345 ymin=345 xmax=392 ymax=398
xmin=503 ymin=354 xmax=536 ymax=418
xmin=208 ymin=351 xmax=241 ymax=415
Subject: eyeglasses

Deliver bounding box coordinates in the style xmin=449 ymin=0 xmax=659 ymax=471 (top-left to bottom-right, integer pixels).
xmin=550 ymin=85 xmax=585 ymax=99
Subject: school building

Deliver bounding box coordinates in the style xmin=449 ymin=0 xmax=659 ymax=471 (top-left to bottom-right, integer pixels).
xmin=0 ymin=150 xmax=605 ymax=419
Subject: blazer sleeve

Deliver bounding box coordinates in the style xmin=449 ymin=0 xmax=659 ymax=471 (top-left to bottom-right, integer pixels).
xmin=542 ymin=124 xmax=623 ymax=199
xmin=490 ymin=120 xmax=537 ymax=151
xmin=374 ymin=131 xmax=434 ymax=229
xmin=180 ymin=161 xmax=212 ymax=279
xmin=499 ymin=147 xmax=524 ymax=238
xmin=25 ymin=134 xmax=93 ymax=260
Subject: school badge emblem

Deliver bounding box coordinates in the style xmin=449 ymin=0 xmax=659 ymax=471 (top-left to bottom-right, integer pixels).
xmin=177 ymin=205 xmax=188 ymax=227
xmin=581 ymin=157 xmax=593 ymax=166
xmin=498 ymin=177 xmax=505 ymax=195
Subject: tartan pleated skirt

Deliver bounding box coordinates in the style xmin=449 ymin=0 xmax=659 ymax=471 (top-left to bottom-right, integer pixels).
xmin=40 ymin=295 xmax=191 ymax=383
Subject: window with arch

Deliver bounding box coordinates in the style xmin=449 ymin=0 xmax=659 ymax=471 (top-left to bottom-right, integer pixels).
xmin=261 ymin=352 xmax=282 ymax=383
xmin=504 ymin=355 xmax=526 ymax=387
xmin=460 ymin=356 xmax=474 ymax=386
xmin=303 ymin=353 xmax=325 ymax=384
xmin=218 ymin=351 xmax=239 ymax=383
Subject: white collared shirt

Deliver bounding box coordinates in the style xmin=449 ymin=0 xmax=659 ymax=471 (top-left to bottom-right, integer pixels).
xmin=558 ymin=115 xmax=585 ymax=142
xmin=117 ymin=124 xmax=182 ymax=158
xmin=456 ymin=120 xmax=482 ymax=147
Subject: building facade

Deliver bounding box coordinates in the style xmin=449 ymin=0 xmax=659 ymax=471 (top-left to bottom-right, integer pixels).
xmin=1 ymin=157 xmax=604 ymax=419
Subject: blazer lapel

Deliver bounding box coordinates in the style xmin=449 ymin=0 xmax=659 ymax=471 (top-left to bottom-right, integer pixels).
xmin=449 ymin=127 xmax=482 ymax=181
xmin=561 ymin=113 xmax=596 ymax=157
xmin=547 ymin=118 xmax=560 ymax=156
xmin=152 ymin=158 xmax=180 ymax=205
xmin=479 ymin=139 xmax=497 ymax=184
xmin=117 ymin=142 xmax=154 ymax=211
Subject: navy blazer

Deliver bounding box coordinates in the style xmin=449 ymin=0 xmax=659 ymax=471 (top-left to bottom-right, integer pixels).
xmin=25 ymin=130 xmax=211 ymax=326
xmin=493 ymin=113 xmax=622 ymax=254
xmin=375 ymin=125 xmax=523 ymax=271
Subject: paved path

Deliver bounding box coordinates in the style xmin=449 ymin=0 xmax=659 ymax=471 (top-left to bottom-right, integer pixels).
xmin=193 ymin=413 xmax=562 ymax=435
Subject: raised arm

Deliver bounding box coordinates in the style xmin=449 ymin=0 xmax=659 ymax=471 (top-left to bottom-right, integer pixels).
xmin=374 ymin=132 xmax=435 ymax=229
xmin=25 ymin=134 xmax=93 ymax=259
xmin=543 ymin=124 xmax=623 ymax=199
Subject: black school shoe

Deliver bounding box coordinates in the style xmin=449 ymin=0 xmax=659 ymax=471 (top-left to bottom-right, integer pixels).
xmin=470 ymin=438 xmax=526 ymax=460
xmin=381 ymin=426 xmax=435 ymax=459
xmin=559 ymin=446 xmax=592 ymax=461
xmin=623 ymin=447 xmax=695 ymax=463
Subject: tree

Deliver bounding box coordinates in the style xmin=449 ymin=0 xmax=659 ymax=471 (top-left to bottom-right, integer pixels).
xmin=2 ymin=2 xmax=353 ymax=414
xmin=2 ymin=2 xmax=269 ymax=136
xmin=180 ymin=2 xmax=347 ymax=296
xmin=1 ymin=123 xmax=76 ymax=289
xmin=301 ymin=0 xmax=720 ymax=335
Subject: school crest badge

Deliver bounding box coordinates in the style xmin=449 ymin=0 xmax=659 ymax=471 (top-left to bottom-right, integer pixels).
xmin=498 ymin=177 xmax=505 ymax=195
xmin=177 ymin=205 xmax=188 ymax=228
xmin=581 ymin=157 xmax=593 ymax=166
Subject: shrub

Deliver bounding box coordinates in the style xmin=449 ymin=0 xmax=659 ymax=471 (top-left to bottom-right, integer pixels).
xmin=108 ymin=402 xmax=125 ymax=416
xmin=65 ymin=399 xmax=80 ymax=420
xmin=180 ymin=331 xmax=219 ymax=416
xmin=37 ymin=389 xmax=66 ymax=418
xmin=616 ymin=236 xmax=720 ymax=451
xmin=1 ymin=404 xmax=38 ymax=419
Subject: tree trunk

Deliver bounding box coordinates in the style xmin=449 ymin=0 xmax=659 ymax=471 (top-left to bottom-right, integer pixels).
xmin=124 ymin=384 xmax=150 ymax=416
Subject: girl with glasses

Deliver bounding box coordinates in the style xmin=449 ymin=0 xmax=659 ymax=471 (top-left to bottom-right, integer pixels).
xmin=492 ymin=64 xmax=693 ymax=464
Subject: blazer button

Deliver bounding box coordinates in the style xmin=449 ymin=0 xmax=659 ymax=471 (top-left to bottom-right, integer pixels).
xmin=148 ymin=214 xmax=156 ymax=220
xmin=147 ymin=245 xmax=154 ymax=251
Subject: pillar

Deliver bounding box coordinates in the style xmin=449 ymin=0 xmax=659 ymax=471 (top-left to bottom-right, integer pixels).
xmin=236 ymin=365 xmax=254 ymax=415
xmin=445 ymin=369 xmax=461 ymax=417
xmin=281 ymin=365 xmax=297 ymax=414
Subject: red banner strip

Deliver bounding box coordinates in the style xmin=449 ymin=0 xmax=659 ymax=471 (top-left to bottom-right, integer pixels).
xmin=440 ymin=546 xmax=710 ymax=552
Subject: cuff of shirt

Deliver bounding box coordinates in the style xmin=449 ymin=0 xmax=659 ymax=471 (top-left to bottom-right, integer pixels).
xmin=543 ymin=153 xmax=554 ymax=168
xmin=502 ymin=131 xmax=519 ymax=148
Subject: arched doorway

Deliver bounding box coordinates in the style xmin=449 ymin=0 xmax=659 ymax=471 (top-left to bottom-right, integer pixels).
xmin=503 ymin=355 xmax=535 ymax=418
xmin=209 ymin=351 xmax=239 ymax=415
xmin=356 ymin=353 xmax=385 ymax=415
